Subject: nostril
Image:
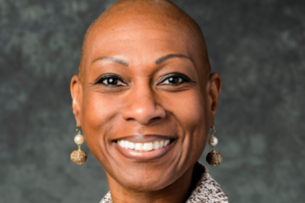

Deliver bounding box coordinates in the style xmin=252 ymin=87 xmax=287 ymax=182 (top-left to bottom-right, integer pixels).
xmin=150 ymin=116 xmax=162 ymax=122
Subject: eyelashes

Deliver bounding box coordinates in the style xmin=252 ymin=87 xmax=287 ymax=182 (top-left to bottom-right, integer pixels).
xmin=157 ymin=73 xmax=192 ymax=86
xmin=94 ymin=74 xmax=127 ymax=87
xmin=94 ymin=73 xmax=194 ymax=88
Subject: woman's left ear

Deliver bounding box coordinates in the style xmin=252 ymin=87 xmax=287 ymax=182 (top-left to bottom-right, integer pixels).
xmin=70 ymin=75 xmax=83 ymax=126
xmin=207 ymin=72 xmax=221 ymax=126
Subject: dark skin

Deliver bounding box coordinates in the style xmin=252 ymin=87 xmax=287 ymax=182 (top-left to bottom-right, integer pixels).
xmin=71 ymin=0 xmax=221 ymax=202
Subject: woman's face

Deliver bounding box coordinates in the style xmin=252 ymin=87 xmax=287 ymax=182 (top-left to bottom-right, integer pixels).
xmin=71 ymin=16 xmax=220 ymax=191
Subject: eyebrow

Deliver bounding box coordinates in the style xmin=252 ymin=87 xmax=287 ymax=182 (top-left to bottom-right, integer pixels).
xmin=91 ymin=54 xmax=193 ymax=67
xmin=155 ymin=54 xmax=193 ymax=65
xmin=91 ymin=56 xmax=129 ymax=66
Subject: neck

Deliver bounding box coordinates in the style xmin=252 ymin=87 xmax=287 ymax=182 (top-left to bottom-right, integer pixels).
xmin=107 ymin=164 xmax=200 ymax=203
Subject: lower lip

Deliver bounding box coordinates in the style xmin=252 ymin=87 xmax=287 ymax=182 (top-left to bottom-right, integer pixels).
xmin=113 ymin=142 xmax=173 ymax=162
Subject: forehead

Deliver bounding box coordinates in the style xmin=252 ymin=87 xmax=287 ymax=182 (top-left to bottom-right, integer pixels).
xmin=79 ymin=11 xmax=210 ymax=81
xmin=86 ymin=17 xmax=202 ymax=64
xmin=97 ymin=19 xmax=190 ymax=51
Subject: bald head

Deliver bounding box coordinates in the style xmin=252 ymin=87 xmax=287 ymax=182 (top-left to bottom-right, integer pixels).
xmin=92 ymin=0 xmax=202 ymax=32
xmin=78 ymin=0 xmax=210 ymax=78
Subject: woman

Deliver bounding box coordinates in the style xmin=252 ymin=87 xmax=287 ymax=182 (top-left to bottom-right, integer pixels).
xmin=70 ymin=0 xmax=228 ymax=202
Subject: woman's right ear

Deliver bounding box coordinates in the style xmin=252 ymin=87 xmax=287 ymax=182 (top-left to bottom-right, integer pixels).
xmin=70 ymin=75 xmax=83 ymax=126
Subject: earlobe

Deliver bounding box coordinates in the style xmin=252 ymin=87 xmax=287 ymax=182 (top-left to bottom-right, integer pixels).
xmin=208 ymin=73 xmax=221 ymax=126
xmin=70 ymin=75 xmax=83 ymax=125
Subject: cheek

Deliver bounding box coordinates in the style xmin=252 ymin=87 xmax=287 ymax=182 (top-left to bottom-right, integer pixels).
xmin=183 ymin=94 xmax=209 ymax=161
xmin=165 ymin=90 xmax=208 ymax=132
xmin=80 ymin=91 xmax=118 ymax=153
xmin=82 ymin=93 xmax=108 ymax=130
xmin=184 ymin=94 xmax=208 ymax=148
xmin=163 ymin=90 xmax=209 ymax=157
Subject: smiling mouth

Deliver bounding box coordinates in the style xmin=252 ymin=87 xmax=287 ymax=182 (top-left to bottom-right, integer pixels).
xmin=116 ymin=139 xmax=171 ymax=151
xmin=113 ymin=136 xmax=176 ymax=161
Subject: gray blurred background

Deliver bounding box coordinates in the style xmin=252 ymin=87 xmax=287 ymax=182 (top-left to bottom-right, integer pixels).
xmin=1 ymin=0 xmax=304 ymax=202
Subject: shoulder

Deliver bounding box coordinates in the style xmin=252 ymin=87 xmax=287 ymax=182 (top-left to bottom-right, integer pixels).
xmin=186 ymin=162 xmax=229 ymax=203
xmin=100 ymin=192 xmax=112 ymax=203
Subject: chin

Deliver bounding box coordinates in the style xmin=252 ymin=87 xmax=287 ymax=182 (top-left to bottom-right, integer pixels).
xmin=116 ymin=174 xmax=174 ymax=192
xmin=105 ymin=162 xmax=182 ymax=192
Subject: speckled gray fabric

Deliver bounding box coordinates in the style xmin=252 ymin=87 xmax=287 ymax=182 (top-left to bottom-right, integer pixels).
xmin=100 ymin=163 xmax=228 ymax=203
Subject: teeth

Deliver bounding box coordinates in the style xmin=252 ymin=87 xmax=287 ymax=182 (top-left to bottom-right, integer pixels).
xmin=160 ymin=140 xmax=164 ymax=148
xmin=153 ymin=141 xmax=160 ymax=150
xmin=143 ymin=143 xmax=153 ymax=151
xmin=135 ymin=143 xmax=143 ymax=150
xmin=128 ymin=141 xmax=134 ymax=149
xmin=117 ymin=139 xmax=171 ymax=151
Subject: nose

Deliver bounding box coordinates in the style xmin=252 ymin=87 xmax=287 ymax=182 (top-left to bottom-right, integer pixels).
xmin=122 ymin=85 xmax=166 ymax=125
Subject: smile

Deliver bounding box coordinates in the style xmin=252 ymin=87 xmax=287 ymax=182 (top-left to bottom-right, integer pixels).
xmin=113 ymin=136 xmax=176 ymax=162
xmin=117 ymin=139 xmax=170 ymax=151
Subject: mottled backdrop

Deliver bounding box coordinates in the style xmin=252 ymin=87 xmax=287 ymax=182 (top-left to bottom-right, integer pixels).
xmin=1 ymin=0 xmax=304 ymax=202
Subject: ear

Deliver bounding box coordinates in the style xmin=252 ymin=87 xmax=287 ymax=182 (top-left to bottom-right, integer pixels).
xmin=207 ymin=72 xmax=221 ymax=127
xmin=70 ymin=75 xmax=83 ymax=126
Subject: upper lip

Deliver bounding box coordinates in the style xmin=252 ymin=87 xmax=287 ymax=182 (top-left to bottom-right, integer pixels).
xmin=112 ymin=134 xmax=177 ymax=143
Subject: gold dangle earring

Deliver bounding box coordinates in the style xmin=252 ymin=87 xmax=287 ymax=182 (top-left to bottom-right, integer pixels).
xmin=70 ymin=126 xmax=87 ymax=165
xmin=206 ymin=126 xmax=222 ymax=166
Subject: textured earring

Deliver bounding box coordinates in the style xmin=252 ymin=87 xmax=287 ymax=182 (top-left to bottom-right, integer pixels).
xmin=206 ymin=126 xmax=222 ymax=167
xmin=70 ymin=126 xmax=87 ymax=165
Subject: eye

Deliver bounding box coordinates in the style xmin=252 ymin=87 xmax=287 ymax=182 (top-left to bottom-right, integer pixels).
xmin=158 ymin=73 xmax=191 ymax=86
xmin=95 ymin=74 xmax=126 ymax=87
